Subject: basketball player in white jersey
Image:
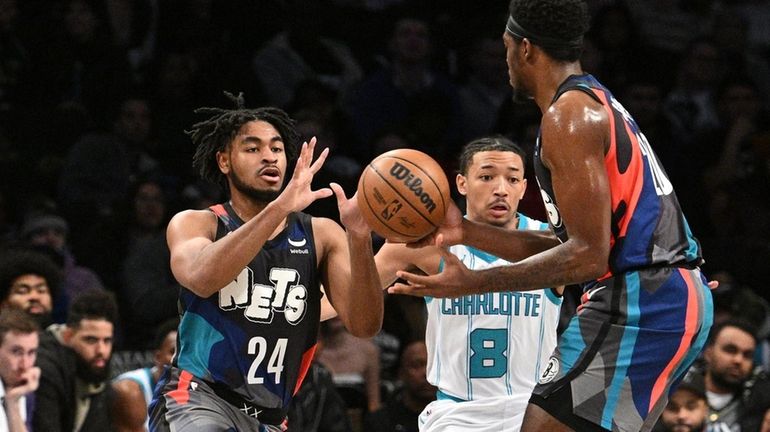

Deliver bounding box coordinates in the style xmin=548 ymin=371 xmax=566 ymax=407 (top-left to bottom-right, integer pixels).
xmin=374 ymin=136 xmax=563 ymax=431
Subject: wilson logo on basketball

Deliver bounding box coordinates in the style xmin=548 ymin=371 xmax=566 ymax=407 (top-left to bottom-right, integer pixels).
xmin=389 ymin=162 xmax=437 ymax=213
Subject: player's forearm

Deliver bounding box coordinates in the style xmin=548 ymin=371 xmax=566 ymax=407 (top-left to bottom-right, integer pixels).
xmin=462 ymin=218 xmax=559 ymax=261
xmin=474 ymin=240 xmax=606 ymax=293
xmin=339 ymin=233 xmax=384 ymax=338
xmin=178 ymin=201 xmax=290 ymax=297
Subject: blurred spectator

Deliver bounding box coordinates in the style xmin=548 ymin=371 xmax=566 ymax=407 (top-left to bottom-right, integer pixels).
xmin=0 ymin=0 xmax=31 ymax=139
xmin=20 ymin=211 xmax=105 ymax=323
xmin=585 ymin=2 xmax=657 ymax=91
xmin=703 ymin=77 xmax=768 ymax=194
xmin=457 ymin=33 xmax=510 ymax=142
xmin=27 ymin=0 xmax=132 ymax=127
xmin=0 ymin=309 xmax=39 ymax=432
xmin=251 ymin=0 xmax=363 ymax=109
xmin=662 ymin=37 xmax=724 ymax=150
xmin=57 ymin=93 xmax=160 ymax=246
xmin=347 ymin=15 xmax=463 ymax=162
xmin=0 ymin=247 xmax=60 ymax=328
xmin=111 ymin=317 xmax=177 ymax=432
xmin=80 ymin=176 xmax=179 ymax=350
xmin=34 ymin=289 xmax=118 ymax=432
xmin=317 ymin=316 xmax=381 ymax=414
xmin=363 ymin=340 xmax=436 ymax=432
xmin=286 ymin=360 xmax=353 ymax=432
xmin=685 ymin=319 xmax=770 ymax=432
xmin=654 ymin=379 xmax=708 ymax=432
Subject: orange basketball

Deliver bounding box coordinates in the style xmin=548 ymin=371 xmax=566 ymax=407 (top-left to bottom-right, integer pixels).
xmin=357 ymin=149 xmax=451 ymax=243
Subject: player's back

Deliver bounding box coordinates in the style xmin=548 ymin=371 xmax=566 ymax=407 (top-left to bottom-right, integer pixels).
xmin=534 ymin=74 xmax=702 ymax=279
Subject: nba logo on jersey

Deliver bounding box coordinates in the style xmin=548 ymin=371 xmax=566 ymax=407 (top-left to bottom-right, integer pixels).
xmin=539 ymin=357 xmax=559 ymax=384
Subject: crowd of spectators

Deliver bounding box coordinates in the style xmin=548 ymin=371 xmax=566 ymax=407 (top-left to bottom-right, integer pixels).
xmin=1 ymin=0 xmax=769 ymax=430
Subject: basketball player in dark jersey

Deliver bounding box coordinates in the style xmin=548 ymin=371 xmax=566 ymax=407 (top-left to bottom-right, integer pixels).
xmin=148 ymin=93 xmax=383 ymax=431
xmin=388 ymin=1 xmax=714 ymax=431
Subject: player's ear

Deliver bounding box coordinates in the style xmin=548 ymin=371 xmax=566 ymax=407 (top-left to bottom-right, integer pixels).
xmin=217 ymin=150 xmax=230 ymax=174
xmin=519 ymin=178 xmax=528 ymax=198
xmin=456 ymin=173 xmax=468 ymax=196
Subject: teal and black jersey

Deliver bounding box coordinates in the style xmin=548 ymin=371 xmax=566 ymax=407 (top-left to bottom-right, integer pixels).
xmin=173 ymin=203 xmax=321 ymax=412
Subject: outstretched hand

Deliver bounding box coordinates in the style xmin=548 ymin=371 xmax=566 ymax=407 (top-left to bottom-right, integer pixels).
xmin=404 ymin=200 xmax=464 ymax=249
xmin=331 ymin=183 xmax=371 ymax=237
xmin=388 ymin=246 xmax=477 ymax=298
xmin=279 ymin=137 xmax=333 ymax=212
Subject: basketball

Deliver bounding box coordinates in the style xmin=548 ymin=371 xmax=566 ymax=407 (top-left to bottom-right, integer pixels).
xmin=357 ymin=149 xmax=451 ymax=243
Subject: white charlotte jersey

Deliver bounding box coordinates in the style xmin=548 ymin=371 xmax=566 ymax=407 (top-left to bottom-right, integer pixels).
xmin=425 ymin=213 xmax=561 ymax=403
xmin=114 ymin=367 xmax=155 ymax=429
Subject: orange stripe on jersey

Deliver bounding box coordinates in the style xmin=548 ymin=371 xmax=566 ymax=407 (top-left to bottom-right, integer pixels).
xmin=648 ymin=269 xmax=699 ymax=410
xmin=209 ymin=204 xmax=227 ymax=217
xmin=591 ymin=89 xmax=644 ymax=241
xmin=169 ymin=369 xmax=193 ymax=404
xmin=293 ymin=344 xmax=318 ymax=395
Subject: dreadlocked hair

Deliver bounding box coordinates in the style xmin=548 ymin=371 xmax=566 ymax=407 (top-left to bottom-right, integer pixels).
xmin=188 ymin=91 xmax=301 ymax=191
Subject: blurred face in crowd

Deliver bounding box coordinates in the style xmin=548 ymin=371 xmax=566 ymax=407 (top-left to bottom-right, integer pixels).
xmin=2 ymin=274 xmax=53 ymax=318
xmin=390 ymin=18 xmax=431 ymax=64
xmin=154 ymin=330 xmax=177 ymax=369
xmin=704 ymin=325 xmax=755 ymax=392
xmin=660 ymin=388 xmax=707 ymax=432
xmin=115 ymin=99 xmax=152 ymax=146
xmin=64 ymin=318 xmax=114 ymax=383
xmin=0 ymin=330 xmax=38 ymax=388
xmin=399 ymin=341 xmax=436 ymax=401
xmin=134 ymin=182 xmax=166 ymax=230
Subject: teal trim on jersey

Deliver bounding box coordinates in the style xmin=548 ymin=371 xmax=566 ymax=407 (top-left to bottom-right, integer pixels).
xmin=681 ymin=216 xmax=700 ymax=263
xmin=176 ymin=312 xmax=225 ymax=379
xmin=544 ymin=288 xmax=562 ymax=306
xmin=436 ymin=389 xmax=465 ymax=402
xmin=559 ymin=317 xmax=587 ymax=377
xmin=601 ymin=272 xmax=641 ymax=429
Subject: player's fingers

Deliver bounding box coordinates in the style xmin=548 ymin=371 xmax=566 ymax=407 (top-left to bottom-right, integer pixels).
xmin=310 ymin=146 xmax=329 ymax=174
xmin=707 ymin=280 xmax=719 ymax=290
xmin=395 ymin=270 xmax=432 ymax=286
xmin=329 ymin=182 xmax=347 ymax=204
xmin=388 ymin=282 xmax=426 ymax=296
xmin=313 ymin=187 xmax=334 ymax=200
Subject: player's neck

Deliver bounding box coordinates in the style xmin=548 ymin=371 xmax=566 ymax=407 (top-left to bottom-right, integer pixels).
xmin=532 ymin=62 xmax=584 ymax=113
xmin=228 ymin=195 xmax=271 ymax=221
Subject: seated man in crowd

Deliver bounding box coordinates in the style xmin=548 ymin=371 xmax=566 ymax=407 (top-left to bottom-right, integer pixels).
xmin=0 ymin=247 xmax=60 ymax=328
xmin=33 ymin=289 xmax=118 ymax=432
xmin=0 ymin=309 xmax=40 ymax=432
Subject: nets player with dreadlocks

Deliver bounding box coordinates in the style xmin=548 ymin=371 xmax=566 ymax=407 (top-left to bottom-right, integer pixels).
xmin=388 ymin=1 xmax=714 ymax=431
xmin=148 ymin=93 xmax=383 ymax=431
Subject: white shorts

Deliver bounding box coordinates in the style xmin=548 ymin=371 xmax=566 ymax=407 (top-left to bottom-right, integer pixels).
xmin=418 ymin=395 xmax=526 ymax=432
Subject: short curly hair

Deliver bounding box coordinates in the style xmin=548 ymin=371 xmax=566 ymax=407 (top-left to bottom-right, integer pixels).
xmin=0 ymin=247 xmax=61 ymax=303
xmin=508 ymin=0 xmax=590 ymax=61
xmin=188 ymin=92 xmax=301 ymax=193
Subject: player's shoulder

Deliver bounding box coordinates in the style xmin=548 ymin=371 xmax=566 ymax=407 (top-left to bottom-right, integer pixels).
xmin=309 ymin=215 xmax=345 ymax=244
xmin=544 ymin=89 xmax=607 ymax=130
xmin=517 ymin=213 xmax=549 ymax=231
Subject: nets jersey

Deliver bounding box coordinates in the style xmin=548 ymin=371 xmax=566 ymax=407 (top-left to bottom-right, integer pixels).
xmin=533 ymin=74 xmax=702 ymax=282
xmin=173 ymin=203 xmax=321 ymax=412
xmin=425 ymin=214 xmax=561 ymax=401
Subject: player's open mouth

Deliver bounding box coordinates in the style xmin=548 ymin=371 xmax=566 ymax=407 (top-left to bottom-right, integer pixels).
xmin=489 ymin=204 xmax=509 ymax=216
xmin=259 ymin=167 xmax=281 ymax=183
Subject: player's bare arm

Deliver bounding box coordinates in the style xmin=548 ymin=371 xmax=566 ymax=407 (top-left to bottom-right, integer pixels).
xmin=316 ymin=185 xmax=384 ymax=338
xmin=391 ymin=91 xmax=611 ymax=297
xmin=111 ymin=380 xmax=147 ymax=432
xmin=168 ymin=139 xmax=332 ymax=298
xmin=376 ymin=241 xmax=441 ymax=288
